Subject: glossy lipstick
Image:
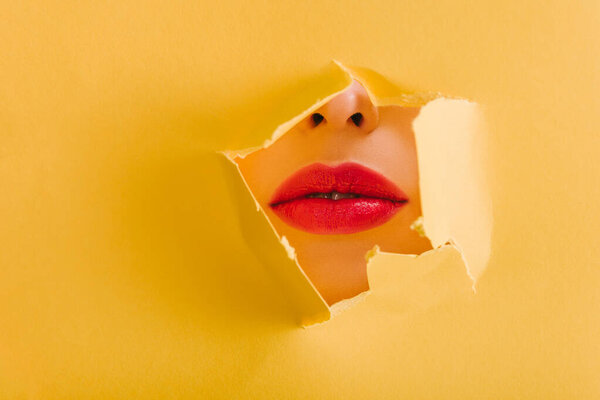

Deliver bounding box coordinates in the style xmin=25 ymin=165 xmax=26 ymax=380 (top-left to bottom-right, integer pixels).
xmin=269 ymin=162 xmax=408 ymax=234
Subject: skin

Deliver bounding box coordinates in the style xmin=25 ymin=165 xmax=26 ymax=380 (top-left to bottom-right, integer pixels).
xmin=235 ymin=81 xmax=431 ymax=305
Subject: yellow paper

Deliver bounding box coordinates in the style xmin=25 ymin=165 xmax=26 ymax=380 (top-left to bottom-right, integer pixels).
xmin=1 ymin=1 xmax=599 ymax=399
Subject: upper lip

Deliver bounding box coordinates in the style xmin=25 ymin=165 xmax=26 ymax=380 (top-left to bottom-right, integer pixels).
xmin=269 ymin=162 xmax=408 ymax=206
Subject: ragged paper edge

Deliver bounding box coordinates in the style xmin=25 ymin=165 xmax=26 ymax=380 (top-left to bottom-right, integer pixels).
xmin=412 ymin=97 xmax=492 ymax=286
xmin=364 ymin=242 xmax=476 ymax=290
xmin=219 ymin=154 xmax=331 ymax=326
xmin=220 ymin=61 xmax=491 ymax=325
xmin=224 ymin=60 xmax=442 ymax=159
xmin=363 ymin=243 xmax=476 ymax=315
xmin=222 ymin=68 xmax=353 ymax=160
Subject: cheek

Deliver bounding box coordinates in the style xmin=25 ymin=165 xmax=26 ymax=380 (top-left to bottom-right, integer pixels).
xmin=352 ymin=131 xmax=421 ymax=197
xmin=235 ymin=129 xmax=313 ymax=205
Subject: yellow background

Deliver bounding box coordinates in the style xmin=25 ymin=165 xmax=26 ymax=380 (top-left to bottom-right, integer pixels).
xmin=2 ymin=1 xmax=599 ymax=398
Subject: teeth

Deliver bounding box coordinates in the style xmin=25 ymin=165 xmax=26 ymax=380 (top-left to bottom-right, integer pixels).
xmin=306 ymin=191 xmax=360 ymax=200
xmin=306 ymin=193 xmax=330 ymax=199
xmin=332 ymin=191 xmax=360 ymax=200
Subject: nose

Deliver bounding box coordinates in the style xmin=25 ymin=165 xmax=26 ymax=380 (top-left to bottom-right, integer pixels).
xmin=309 ymin=80 xmax=379 ymax=133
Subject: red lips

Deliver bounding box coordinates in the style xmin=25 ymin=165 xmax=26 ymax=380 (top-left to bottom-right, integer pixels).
xmin=269 ymin=163 xmax=408 ymax=234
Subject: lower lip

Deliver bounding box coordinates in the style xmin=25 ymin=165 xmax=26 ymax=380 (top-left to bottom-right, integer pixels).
xmin=271 ymin=197 xmax=404 ymax=234
xmin=269 ymin=163 xmax=408 ymax=235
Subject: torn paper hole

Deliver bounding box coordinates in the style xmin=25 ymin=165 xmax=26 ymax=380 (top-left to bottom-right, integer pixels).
xmin=222 ymin=63 xmax=491 ymax=325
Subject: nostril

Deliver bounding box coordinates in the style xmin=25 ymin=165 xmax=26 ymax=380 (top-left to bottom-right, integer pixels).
xmin=311 ymin=113 xmax=325 ymax=127
xmin=349 ymin=113 xmax=363 ymax=127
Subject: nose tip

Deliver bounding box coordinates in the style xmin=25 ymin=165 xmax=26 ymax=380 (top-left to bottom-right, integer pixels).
xmin=309 ymin=80 xmax=379 ymax=133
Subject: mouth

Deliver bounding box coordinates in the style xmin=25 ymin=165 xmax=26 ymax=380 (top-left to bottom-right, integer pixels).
xmin=269 ymin=162 xmax=408 ymax=234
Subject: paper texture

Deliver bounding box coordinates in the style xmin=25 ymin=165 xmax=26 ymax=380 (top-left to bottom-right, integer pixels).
xmin=1 ymin=1 xmax=598 ymax=398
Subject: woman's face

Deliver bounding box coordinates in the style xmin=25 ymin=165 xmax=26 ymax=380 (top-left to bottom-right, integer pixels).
xmin=235 ymin=81 xmax=431 ymax=305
